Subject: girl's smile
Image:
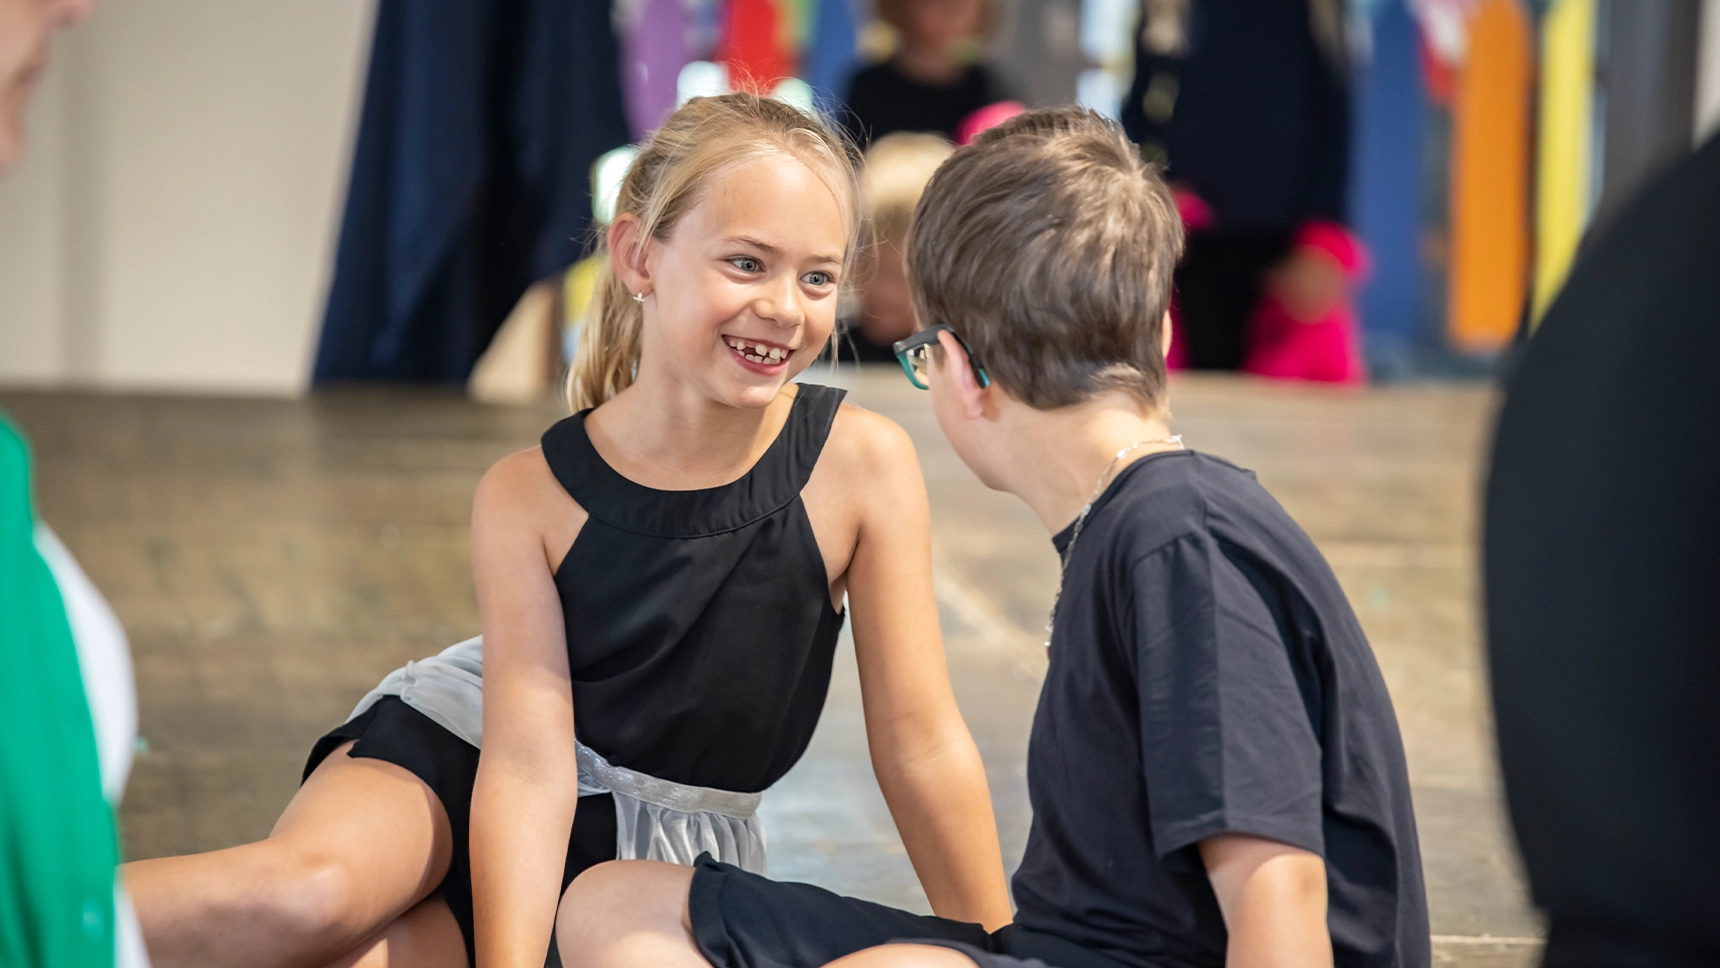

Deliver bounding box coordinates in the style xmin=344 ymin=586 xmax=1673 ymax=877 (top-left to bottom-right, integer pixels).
xmin=722 ymin=334 xmax=797 ymax=372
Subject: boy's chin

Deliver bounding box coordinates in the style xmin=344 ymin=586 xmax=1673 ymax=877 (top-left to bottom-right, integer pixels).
xmin=934 ymin=410 xmax=1007 ymax=491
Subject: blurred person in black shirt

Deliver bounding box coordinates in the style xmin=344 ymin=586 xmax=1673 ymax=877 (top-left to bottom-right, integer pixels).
xmin=841 ymin=0 xmax=1009 ymax=147
xmin=1486 ymin=133 xmax=1720 ymax=967
xmin=1123 ymin=0 xmax=1351 ymax=371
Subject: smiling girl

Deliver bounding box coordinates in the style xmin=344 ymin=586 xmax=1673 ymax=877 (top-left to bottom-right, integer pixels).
xmin=125 ymin=94 xmax=1011 ymax=968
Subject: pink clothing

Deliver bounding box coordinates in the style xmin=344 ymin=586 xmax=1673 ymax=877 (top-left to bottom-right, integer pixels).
xmin=956 ymin=101 xmax=1027 ymax=145
xmin=1241 ymin=221 xmax=1367 ymax=384
xmin=1241 ymin=294 xmax=1365 ymax=384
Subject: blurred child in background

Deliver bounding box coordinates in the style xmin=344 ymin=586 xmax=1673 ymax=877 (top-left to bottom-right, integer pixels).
xmin=1241 ymin=221 xmax=1366 ymax=384
xmin=841 ymin=0 xmax=1008 ymax=146
xmin=842 ymin=133 xmax=953 ymax=362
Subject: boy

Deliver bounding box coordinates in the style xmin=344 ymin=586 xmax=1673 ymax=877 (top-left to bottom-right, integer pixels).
xmin=560 ymin=108 xmax=1430 ymax=968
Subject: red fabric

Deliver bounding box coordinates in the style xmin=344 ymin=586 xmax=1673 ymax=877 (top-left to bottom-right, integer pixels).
xmin=723 ymin=0 xmax=793 ymax=89
xmin=1419 ymin=31 xmax=1456 ymax=106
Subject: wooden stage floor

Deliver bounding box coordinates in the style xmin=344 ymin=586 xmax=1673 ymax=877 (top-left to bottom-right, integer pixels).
xmin=1 ymin=368 xmax=1541 ymax=967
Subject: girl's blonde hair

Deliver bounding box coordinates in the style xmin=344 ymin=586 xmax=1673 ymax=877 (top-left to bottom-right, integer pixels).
xmin=567 ymin=93 xmax=861 ymax=412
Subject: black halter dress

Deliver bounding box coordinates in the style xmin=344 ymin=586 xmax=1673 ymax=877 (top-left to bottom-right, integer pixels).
xmin=305 ymin=384 xmax=849 ymax=965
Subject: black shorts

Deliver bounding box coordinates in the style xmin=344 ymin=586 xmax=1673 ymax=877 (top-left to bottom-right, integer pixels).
xmin=688 ymin=855 xmax=1128 ymax=968
xmin=303 ymin=696 xmax=618 ymax=968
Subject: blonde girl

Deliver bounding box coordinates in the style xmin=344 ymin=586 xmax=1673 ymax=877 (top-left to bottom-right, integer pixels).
xmin=124 ymin=93 xmax=1011 ymax=968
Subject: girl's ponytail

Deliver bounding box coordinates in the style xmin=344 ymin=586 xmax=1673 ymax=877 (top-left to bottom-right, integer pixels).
xmin=562 ymin=92 xmax=860 ymax=413
xmin=567 ymin=260 xmax=644 ymax=412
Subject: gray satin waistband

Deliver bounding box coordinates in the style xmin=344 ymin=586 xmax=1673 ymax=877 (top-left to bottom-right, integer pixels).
xmin=347 ymin=636 xmax=768 ymax=872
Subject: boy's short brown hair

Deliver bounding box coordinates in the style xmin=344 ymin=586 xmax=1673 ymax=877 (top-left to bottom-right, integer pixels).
xmin=906 ymin=107 xmax=1184 ymax=409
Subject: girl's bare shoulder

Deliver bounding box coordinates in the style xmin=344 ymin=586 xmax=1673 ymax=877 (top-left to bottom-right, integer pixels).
xmin=816 ymin=402 xmax=923 ymax=492
xmin=473 ymin=445 xmax=586 ymax=527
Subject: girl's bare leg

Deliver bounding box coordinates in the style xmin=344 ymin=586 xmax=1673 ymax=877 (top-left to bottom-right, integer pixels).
xmin=557 ymin=860 xmax=702 ymax=968
xmin=324 ymin=893 xmax=467 ymax=968
xmin=125 ymin=741 xmax=455 ymax=968
xmin=826 ymin=947 xmax=977 ymax=968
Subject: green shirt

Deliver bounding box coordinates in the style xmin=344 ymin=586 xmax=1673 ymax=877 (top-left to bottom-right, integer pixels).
xmin=0 ymin=414 xmax=117 ymax=968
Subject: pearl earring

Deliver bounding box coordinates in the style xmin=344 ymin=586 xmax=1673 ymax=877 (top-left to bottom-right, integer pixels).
xmin=632 ymin=291 xmax=646 ymax=304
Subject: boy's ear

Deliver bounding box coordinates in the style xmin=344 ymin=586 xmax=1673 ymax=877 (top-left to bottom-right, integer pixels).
xmin=936 ymin=330 xmax=990 ymax=420
xmin=608 ymin=214 xmax=652 ymax=296
xmin=1160 ymin=310 xmax=1174 ymax=363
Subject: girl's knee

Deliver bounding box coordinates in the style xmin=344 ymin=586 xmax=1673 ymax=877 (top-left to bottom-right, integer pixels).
xmin=264 ymin=846 xmax=366 ymax=942
xmin=557 ymin=861 xmax=696 ymax=965
xmin=321 ymin=896 xmax=467 ymax=968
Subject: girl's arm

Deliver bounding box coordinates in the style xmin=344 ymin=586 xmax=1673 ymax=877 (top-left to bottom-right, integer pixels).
xmin=843 ymin=417 xmax=1014 ymax=931
xmin=469 ymin=451 xmax=584 ymax=968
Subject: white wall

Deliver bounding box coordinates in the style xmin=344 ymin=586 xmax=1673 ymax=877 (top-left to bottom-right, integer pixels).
xmin=0 ymin=0 xmax=375 ymax=394
xmin=1700 ymin=0 xmax=1720 ymax=142
xmin=0 ymin=60 xmax=67 ymax=383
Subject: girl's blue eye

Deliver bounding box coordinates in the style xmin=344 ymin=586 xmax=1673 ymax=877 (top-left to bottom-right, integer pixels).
xmin=804 ymin=271 xmax=835 ymax=287
xmin=731 ymin=257 xmax=763 ymax=273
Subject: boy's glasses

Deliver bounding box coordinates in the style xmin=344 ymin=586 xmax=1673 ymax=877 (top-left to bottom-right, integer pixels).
xmin=892 ymin=325 xmax=990 ymax=390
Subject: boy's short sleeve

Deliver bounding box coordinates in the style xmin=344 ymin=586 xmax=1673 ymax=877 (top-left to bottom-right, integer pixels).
xmin=1129 ymin=532 xmax=1325 ymax=869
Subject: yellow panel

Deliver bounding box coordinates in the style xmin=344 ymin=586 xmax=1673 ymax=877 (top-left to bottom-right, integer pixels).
xmin=1533 ymin=0 xmax=1597 ymax=322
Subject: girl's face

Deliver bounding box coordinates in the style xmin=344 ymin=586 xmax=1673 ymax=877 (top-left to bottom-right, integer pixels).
xmin=624 ymin=151 xmax=848 ymax=411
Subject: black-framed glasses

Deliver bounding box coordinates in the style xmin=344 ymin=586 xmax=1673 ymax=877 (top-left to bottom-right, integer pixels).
xmin=891 ymin=325 xmax=990 ymax=390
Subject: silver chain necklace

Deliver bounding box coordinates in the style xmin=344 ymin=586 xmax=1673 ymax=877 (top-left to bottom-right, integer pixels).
xmin=1045 ymin=436 xmax=1184 ymax=648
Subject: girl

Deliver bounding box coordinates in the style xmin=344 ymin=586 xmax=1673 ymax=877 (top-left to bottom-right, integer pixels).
xmin=125 ymin=94 xmax=1012 ymax=968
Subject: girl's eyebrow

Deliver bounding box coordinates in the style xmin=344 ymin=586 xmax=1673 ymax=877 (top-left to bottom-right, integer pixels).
xmin=725 ymin=236 xmax=843 ymax=267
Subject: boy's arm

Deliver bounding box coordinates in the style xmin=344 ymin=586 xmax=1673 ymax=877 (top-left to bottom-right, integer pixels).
xmin=1199 ymin=834 xmax=1333 ymax=968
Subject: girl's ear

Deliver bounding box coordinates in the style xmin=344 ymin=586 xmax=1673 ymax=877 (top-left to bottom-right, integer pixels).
xmin=1160 ymin=309 xmax=1173 ymax=361
xmin=608 ymin=214 xmax=653 ymax=296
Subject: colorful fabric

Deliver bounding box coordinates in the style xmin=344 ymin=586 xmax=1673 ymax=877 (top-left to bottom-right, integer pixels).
xmin=620 ymin=0 xmax=691 ymax=139
xmin=801 ymin=0 xmax=860 ymax=114
xmin=1448 ymin=0 xmax=1531 ymax=352
xmin=1533 ymin=0 xmax=1597 ymax=322
xmin=0 ymin=416 xmax=117 ymax=968
xmin=723 ymin=0 xmax=794 ymax=88
xmin=1348 ymin=0 xmax=1424 ymax=372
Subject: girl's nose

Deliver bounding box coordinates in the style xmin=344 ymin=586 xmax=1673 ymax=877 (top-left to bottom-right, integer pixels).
xmin=756 ymin=274 xmax=805 ymax=329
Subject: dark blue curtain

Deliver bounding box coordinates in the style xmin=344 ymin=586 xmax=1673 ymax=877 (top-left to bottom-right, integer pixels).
xmin=314 ymin=0 xmax=631 ymax=383
xmin=1122 ymin=0 xmax=1351 ymax=230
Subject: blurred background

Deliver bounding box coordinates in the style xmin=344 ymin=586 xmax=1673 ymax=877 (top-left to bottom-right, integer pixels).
xmin=2 ymin=0 xmax=1716 ymax=394
xmin=4 ymin=3 xmax=1720 ymax=966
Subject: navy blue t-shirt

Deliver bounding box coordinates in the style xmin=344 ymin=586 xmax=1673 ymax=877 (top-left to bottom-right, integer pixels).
xmin=1013 ymin=451 xmax=1428 ymax=968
